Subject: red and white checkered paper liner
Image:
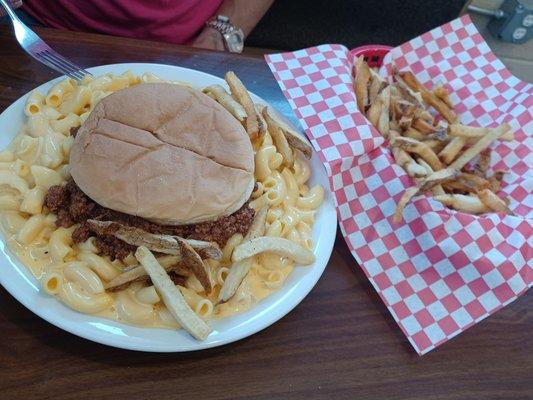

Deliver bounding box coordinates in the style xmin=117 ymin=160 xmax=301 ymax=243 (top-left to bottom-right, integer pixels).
xmin=265 ymin=15 xmax=532 ymax=355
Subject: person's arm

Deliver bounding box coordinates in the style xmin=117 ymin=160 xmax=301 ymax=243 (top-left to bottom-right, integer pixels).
xmin=0 ymin=0 xmax=23 ymax=17
xmin=192 ymin=0 xmax=274 ymax=51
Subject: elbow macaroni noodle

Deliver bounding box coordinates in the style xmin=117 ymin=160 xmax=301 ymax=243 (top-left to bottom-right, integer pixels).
xmin=0 ymin=72 xmax=324 ymax=329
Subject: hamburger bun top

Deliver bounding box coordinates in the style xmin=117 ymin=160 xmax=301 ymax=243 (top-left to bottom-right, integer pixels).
xmin=69 ymin=82 xmax=254 ymax=226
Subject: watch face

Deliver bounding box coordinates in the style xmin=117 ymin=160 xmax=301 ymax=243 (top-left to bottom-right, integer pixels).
xmin=226 ymin=32 xmax=244 ymax=53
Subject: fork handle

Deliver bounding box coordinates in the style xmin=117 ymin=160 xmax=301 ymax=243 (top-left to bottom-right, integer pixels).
xmin=0 ymin=0 xmax=21 ymax=23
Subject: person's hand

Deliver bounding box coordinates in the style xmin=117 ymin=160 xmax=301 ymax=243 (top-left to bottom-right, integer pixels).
xmin=191 ymin=27 xmax=226 ymax=51
xmin=0 ymin=0 xmax=23 ymax=17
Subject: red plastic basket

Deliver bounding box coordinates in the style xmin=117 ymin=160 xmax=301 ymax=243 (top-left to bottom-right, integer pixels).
xmin=348 ymin=44 xmax=393 ymax=68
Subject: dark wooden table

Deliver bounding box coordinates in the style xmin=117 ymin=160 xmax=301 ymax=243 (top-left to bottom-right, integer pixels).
xmin=0 ymin=26 xmax=531 ymax=400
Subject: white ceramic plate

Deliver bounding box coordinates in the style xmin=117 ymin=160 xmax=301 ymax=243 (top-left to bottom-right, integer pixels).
xmin=0 ymin=63 xmax=337 ymax=352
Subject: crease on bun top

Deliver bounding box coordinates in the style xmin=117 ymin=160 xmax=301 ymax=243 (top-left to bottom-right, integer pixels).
xmin=69 ymin=82 xmax=255 ymax=226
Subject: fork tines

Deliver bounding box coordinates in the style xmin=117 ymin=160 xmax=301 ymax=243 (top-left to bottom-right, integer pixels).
xmin=35 ymin=48 xmax=91 ymax=81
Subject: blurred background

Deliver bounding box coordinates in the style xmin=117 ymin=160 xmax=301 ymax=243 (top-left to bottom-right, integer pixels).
xmin=247 ymin=0 xmax=532 ymax=82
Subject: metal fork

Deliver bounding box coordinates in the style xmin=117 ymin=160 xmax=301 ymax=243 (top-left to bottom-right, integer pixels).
xmin=0 ymin=0 xmax=91 ymax=81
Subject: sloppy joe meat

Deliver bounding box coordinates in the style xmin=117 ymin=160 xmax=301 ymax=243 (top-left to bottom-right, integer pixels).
xmin=44 ymin=180 xmax=255 ymax=260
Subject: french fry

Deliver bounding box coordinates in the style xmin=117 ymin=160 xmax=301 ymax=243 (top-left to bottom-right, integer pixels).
xmin=418 ymin=168 xmax=457 ymax=193
xmin=414 ymin=109 xmax=435 ymax=124
xmin=255 ymin=104 xmax=268 ymax=137
xmin=106 ymin=263 xmax=190 ymax=292
xmin=426 ymin=127 xmax=448 ymax=142
xmin=135 ymin=246 xmax=212 ymax=340
xmin=225 ymin=71 xmax=266 ymax=139
xmin=218 ymin=208 xmax=267 ymax=303
xmin=232 ymin=236 xmax=315 ymax=265
xmin=399 ymin=115 xmax=413 ymax=130
xmin=449 ymin=125 xmax=510 ymax=171
xmin=399 ymin=71 xmax=458 ymax=123
xmin=433 ymin=194 xmax=490 ymax=214
xmin=417 ymin=159 xmax=445 ymax=195
xmin=389 ymin=131 xmax=426 ymax=178
xmin=86 ymin=220 xmax=213 ymax=293
xmin=263 ymin=107 xmax=293 ymax=166
xmin=439 ymin=136 xmax=466 ymax=164
xmin=448 ymin=123 xmax=513 ymax=142
xmin=403 ymin=127 xmax=426 ymax=141
xmin=392 ymin=97 xmax=415 ymax=122
xmin=433 ymin=84 xmax=453 ymax=108
xmin=412 ymin=118 xmax=436 ymax=134
xmin=474 ymin=149 xmax=491 ymax=177
xmin=366 ymin=97 xmax=382 ymax=128
xmin=488 ymin=170 xmax=507 ymax=192
xmin=424 ymin=139 xmax=448 ymax=154
xmin=86 ymin=220 xmax=221 ymax=260
xmin=477 ymin=189 xmax=512 ymax=214
xmin=262 ymin=107 xmax=313 ymax=159
xmin=202 ymin=85 xmax=247 ymax=122
xmin=392 ymin=66 xmax=424 ymax=107
xmin=368 ymin=68 xmax=387 ymax=104
xmin=393 ymin=187 xmax=419 ymax=223
xmin=377 ymin=86 xmax=391 ymax=137
xmin=391 ymin=136 xmax=443 ymax=171
xmin=354 ymin=56 xmax=371 ymax=113
xmin=442 ymin=174 xmax=490 ymax=193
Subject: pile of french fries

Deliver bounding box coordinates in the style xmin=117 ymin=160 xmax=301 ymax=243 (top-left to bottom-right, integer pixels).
xmin=353 ymin=57 xmax=514 ymax=222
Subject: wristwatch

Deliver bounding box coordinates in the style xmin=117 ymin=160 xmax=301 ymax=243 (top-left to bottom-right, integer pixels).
xmin=205 ymin=15 xmax=244 ymax=53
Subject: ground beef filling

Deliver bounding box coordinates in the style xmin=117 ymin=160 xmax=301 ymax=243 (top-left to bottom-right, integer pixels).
xmin=44 ymin=180 xmax=255 ymax=261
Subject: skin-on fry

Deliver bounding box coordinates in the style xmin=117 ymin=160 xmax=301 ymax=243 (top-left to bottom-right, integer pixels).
xmin=449 ymin=125 xmax=510 ymax=171
xmin=86 ymin=220 xmax=222 ymax=260
xmin=225 ymin=71 xmax=266 ymax=139
xmin=439 ymin=136 xmax=466 ymax=164
xmin=218 ymin=207 xmax=267 ymax=303
xmin=255 ymin=104 xmax=268 ymax=135
xmin=354 ymin=56 xmax=371 ymax=113
xmin=392 ymin=98 xmax=416 ymax=119
xmin=477 ymin=189 xmax=512 ymax=214
xmin=392 ymin=66 xmax=424 ymax=107
xmin=202 ymin=85 xmax=247 ymax=122
xmin=263 ymin=107 xmax=293 ymax=166
xmin=418 ymin=168 xmax=458 ymax=193
xmin=417 ymin=159 xmax=445 ymax=195
xmin=488 ymin=170 xmax=507 ymax=192
xmin=393 ymin=186 xmax=419 ymax=223
xmin=442 ymin=173 xmax=490 ymax=193
xmin=106 ymin=262 xmax=189 ymax=292
xmin=388 ymin=131 xmax=427 ymax=178
xmin=448 ymin=123 xmax=513 ymax=142
xmin=474 ymin=149 xmax=491 ymax=177
xmin=135 ymin=246 xmax=212 ymax=340
xmin=399 ymin=115 xmax=413 ymax=130
xmin=262 ymin=107 xmax=313 ymax=159
xmin=86 ymin=220 xmax=213 ymax=293
xmin=391 ymin=136 xmax=443 ymax=171
xmin=433 ymin=194 xmax=490 ymax=214
xmin=399 ymin=71 xmax=458 ymax=123
xmin=232 ymin=236 xmax=315 ymax=265
xmin=461 ymin=173 xmax=491 ymax=190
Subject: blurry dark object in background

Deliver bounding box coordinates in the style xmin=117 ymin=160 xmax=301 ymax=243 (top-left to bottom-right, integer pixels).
xmin=247 ymin=0 xmax=466 ymax=50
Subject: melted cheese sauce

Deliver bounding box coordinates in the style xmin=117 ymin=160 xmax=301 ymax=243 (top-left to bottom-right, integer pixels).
xmin=0 ymin=72 xmax=322 ymax=333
